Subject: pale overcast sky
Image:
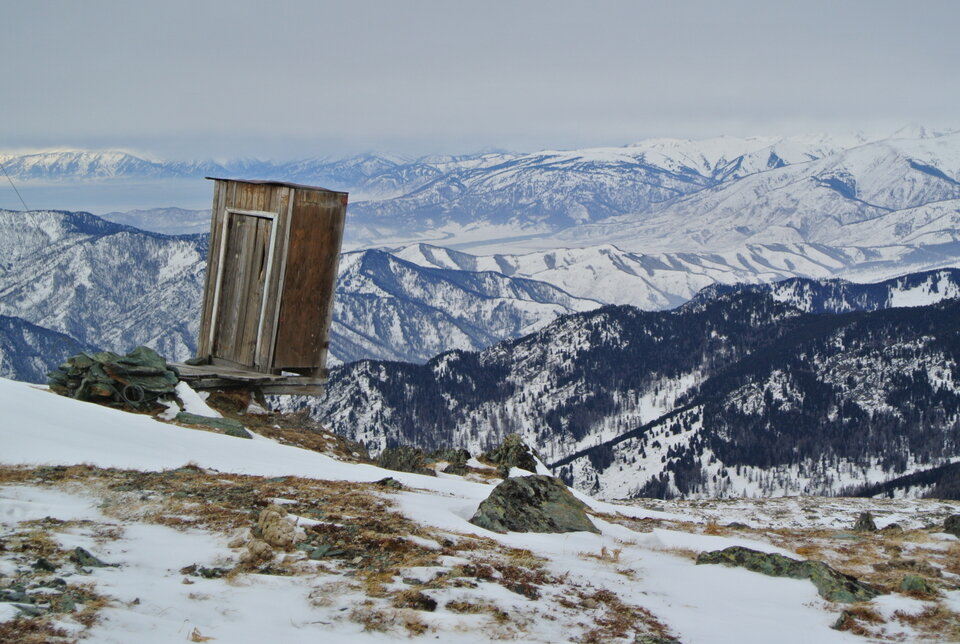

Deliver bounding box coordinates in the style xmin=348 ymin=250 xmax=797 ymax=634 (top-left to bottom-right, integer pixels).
xmin=2 ymin=0 xmax=958 ymax=159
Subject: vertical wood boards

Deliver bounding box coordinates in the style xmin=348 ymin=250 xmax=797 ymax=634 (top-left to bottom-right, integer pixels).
xmin=212 ymin=212 xmax=272 ymax=365
xmin=196 ymin=178 xmax=346 ymax=380
xmin=256 ymin=185 xmax=291 ymax=369
xmin=272 ymin=189 xmax=346 ymax=371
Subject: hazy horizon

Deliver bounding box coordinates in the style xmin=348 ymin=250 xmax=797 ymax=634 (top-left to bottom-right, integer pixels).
xmin=3 ymin=1 xmax=958 ymax=160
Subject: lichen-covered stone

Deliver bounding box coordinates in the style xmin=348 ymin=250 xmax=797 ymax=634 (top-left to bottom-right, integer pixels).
xmin=378 ymin=446 xmax=436 ymax=477
xmin=483 ymin=434 xmax=538 ymax=474
xmin=695 ymin=546 xmax=880 ymax=603
xmin=227 ymin=530 xmax=251 ymax=549
xmin=853 ymin=511 xmax=878 ymax=532
xmin=900 ymin=574 xmax=935 ymax=594
xmin=375 ymin=476 xmax=404 ymax=489
xmin=174 ymin=412 xmax=251 ymax=438
xmin=430 ymin=447 xmax=471 ymax=464
xmin=69 ymin=546 xmax=115 ymax=568
xmin=442 ymin=462 xmax=469 ymax=476
xmin=944 ymin=514 xmax=960 ymax=538
xmin=469 ymin=475 xmax=599 ymax=534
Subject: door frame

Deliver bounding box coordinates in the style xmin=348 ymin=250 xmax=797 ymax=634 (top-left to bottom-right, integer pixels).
xmin=207 ymin=208 xmax=279 ymax=367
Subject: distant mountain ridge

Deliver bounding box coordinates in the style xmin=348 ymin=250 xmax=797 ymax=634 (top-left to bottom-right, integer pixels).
xmin=5 ymin=130 xmax=959 ymax=255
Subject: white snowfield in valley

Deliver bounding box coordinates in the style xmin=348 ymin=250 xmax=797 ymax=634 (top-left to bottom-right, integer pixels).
xmin=2 ymin=378 xmax=959 ymax=642
xmin=394 ymin=242 xmax=960 ymax=310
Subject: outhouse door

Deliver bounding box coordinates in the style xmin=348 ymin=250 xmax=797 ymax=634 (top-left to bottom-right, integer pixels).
xmin=209 ymin=208 xmax=279 ymax=368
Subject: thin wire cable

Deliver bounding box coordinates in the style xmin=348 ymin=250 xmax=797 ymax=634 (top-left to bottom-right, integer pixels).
xmin=0 ymin=157 xmax=29 ymax=211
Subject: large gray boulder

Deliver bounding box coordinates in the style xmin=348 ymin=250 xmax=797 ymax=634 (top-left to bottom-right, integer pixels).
xmin=696 ymin=546 xmax=880 ymax=603
xmin=469 ymin=475 xmax=599 ymax=534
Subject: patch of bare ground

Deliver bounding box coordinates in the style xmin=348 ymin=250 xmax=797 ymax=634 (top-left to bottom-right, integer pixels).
xmin=0 ymin=510 xmax=113 ymax=639
xmin=1 ymin=464 xmax=681 ymax=641
xmin=615 ymin=494 xmax=960 ymax=641
xmin=203 ymin=390 xmax=371 ymax=462
xmin=750 ymin=526 xmax=960 ymax=640
xmin=892 ymin=604 xmax=960 ymax=641
xmin=0 ymin=618 xmax=74 ymax=644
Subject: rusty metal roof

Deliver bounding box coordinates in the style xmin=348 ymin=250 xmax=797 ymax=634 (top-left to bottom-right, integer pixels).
xmin=205 ymin=177 xmax=347 ymax=195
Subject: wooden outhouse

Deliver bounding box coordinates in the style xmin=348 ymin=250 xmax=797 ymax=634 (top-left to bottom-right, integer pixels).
xmin=187 ymin=178 xmax=347 ymax=394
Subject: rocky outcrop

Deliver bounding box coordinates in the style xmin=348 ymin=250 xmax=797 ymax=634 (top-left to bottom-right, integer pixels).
xmin=944 ymin=514 xmax=960 ymax=537
xmin=695 ymin=546 xmax=880 ymax=603
xmin=378 ymin=446 xmax=436 ymax=477
xmin=469 ymin=475 xmax=599 ymax=534
xmin=483 ymin=434 xmax=538 ymax=474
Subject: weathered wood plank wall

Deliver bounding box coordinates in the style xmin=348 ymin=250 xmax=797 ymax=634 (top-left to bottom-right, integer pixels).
xmin=196 ymin=178 xmax=347 ymax=381
xmin=273 ymin=190 xmax=346 ymax=373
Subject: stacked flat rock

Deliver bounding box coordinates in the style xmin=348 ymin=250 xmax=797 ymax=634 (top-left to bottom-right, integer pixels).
xmin=48 ymin=346 xmax=179 ymax=407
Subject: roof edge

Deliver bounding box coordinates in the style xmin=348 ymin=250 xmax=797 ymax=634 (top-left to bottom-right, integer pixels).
xmin=205 ymin=177 xmax=348 ymax=195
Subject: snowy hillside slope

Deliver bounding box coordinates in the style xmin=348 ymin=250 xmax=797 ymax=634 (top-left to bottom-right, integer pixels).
xmin=331 ymin=250 xmax=598 ymax=364
xmin=557 ymin=300 xmax=960 ymax=500
xmin=0 ymin=316 xmax=94 ymax=383
xmin=0 ymin=210 xmax=207 ymax=362
xmin=687 ymin=268 xmax=960 ymax=314
xmin=306 ymin=280 xmax=960 ymax=499
xmin=3 ymin=377 xmax=959 ymax=643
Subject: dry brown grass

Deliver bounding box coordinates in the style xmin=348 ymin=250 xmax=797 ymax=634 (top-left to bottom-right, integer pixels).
xmin=202 ymin=391 xmax=370 ymax=462
xmin=0 ymin=465 xmax=35 ymax=484
xmin=571 ymin=587 xmax=675 ymax=644
xmin=580 ymin=546 xmax=623 ymax=565
xmin=0 ymin=618 xmax=75 ymax=644
xmin=893 ymin=605 xmax=960 ymax=640
xmin=703 ymin=519 xmax=723 ymax=535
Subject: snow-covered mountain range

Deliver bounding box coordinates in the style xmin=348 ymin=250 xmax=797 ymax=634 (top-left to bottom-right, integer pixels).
xmin=5 ymin=207 xmax=960 ymax=384
xmin=0 ymin=210 xmax=600 ymax=378
xmin=297 ymin=269 xmax=960 ymax=499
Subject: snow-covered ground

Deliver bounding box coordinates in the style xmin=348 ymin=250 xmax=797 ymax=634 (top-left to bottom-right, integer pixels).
xmin=2 ymin=378 xmax=958 ymax=642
